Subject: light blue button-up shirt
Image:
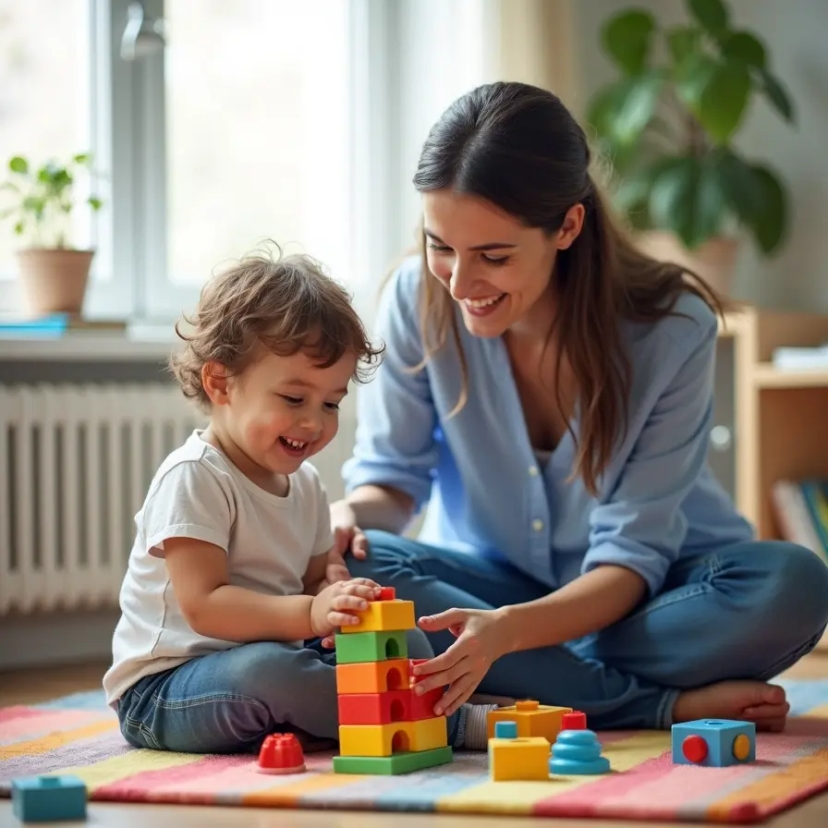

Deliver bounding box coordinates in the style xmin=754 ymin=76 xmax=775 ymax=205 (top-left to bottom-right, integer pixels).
xmin=343 ymin=256 xmax=754 ymax=597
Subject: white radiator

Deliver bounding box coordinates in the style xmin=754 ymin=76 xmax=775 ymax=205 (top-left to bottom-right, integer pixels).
xmin=0 ymin=382 xmax=356 ymax=616
xmin=0 ymin=383 xmax=202 ymax=615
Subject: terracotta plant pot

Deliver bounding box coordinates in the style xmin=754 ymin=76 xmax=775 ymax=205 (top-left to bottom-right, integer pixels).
xmin=635 ymin=231 xmax=740 ymax=297
xmin=16 ymin=248 xmax=95 ymax=315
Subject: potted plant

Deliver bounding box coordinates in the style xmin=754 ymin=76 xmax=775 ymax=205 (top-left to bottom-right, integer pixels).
xmin=586 ymin=0 xmax=795 ymax=295
xmin=0 ymin=153 xmax=103 ymax=315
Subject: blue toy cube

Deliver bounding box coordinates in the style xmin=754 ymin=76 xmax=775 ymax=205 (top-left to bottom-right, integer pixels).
xmin=11 ymin=775 xmax=87 ymax=822
xmin=671 ymin=719 xmax=756 ymax=767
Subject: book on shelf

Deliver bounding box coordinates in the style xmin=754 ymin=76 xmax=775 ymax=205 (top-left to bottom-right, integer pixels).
xmin=772 ymin=344 xmax=828 ymax=370
xmin=0 ymin=313 xmax=127 ymax=338
xmin=771 ymin=478 xmax=828 ymax=563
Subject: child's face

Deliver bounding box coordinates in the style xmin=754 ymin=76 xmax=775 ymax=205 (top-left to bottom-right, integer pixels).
xmin=218 ymin=347 xmax=357 ymax=477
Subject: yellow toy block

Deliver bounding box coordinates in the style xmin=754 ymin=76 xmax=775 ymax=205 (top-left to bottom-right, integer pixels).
xmin=487 ymin=700 xmax=572 ymax=743
xmin=489 ymin=736 xmax=551 ymax=781
xmin=339 ymin=599 xmax=416 ymax=634
xmin=338 ymin=716 xmax=448 ymax=757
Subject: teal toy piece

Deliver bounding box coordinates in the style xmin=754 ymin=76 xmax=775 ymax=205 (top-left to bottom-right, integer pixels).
xmin=494 ymin=721 xmax=518 ymax=739
xmin=12 ymin=775 xmax=87 ymax=822
xmin=549 ymin=729 xmax=610 ymax=775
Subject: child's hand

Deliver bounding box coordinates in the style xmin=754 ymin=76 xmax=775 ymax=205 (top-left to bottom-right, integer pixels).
xmin=310 ymin=578 xmax=381 ymax=639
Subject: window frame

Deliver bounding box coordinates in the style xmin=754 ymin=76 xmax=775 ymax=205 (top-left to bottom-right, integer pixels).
xmin=1 ymin=0 xmax=495 ymax=323
xmin=120 ymin=0 xmax=390 ymax=322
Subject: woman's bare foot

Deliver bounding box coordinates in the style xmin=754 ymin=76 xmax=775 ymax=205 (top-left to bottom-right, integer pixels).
xmin=672 ymin=680 xmax=789 ymax=732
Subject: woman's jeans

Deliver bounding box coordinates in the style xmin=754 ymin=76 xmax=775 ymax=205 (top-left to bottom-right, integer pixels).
xmin=348 ymin=532 xmax=828 ymax=730
xmin=117 ymin=533 xmax=828 ymax=752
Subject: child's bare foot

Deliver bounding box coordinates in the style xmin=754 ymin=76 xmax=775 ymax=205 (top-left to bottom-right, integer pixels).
xmin=672 ymin=680 xmax=789 ymax=732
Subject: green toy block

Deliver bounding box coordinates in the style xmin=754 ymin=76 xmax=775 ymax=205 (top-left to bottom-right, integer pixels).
xmin=334 ymin=629 xmax=409 ymax=664
xmin=333 ymin=746 xmax=453 ymax=775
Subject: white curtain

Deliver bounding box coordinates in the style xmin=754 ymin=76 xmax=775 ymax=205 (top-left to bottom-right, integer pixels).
xmin=489 ymin=0 xmax=578 ymax=112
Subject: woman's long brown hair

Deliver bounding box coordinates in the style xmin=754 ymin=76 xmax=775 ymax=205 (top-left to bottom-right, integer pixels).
xmin=411 ymin=81 xmax=730 ymax=496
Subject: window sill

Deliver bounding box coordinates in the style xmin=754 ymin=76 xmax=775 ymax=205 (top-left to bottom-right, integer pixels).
xmin=0 ymin=323 xmax=181 ymax=362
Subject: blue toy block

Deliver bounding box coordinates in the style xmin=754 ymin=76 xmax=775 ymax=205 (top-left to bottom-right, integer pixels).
xmin=11 ymin=775 xmax=87 ymax=822
xmin=494 ymin=721 xmax=518 ymax=739
xmin=671 ymin=719 xmax=756 ymax=767
xmin=549 ymin=729 xmax=610 ymax=775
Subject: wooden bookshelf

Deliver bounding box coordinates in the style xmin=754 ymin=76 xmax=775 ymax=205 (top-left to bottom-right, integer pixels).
xmin=724 ymin=306 xmax=828 ymax=540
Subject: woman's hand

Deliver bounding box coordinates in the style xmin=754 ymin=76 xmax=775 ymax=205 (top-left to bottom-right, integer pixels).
xmin=412 ymin=607 xmax=512 ymax=716
xmin=326 ymin=500 xmax=370 ymax=584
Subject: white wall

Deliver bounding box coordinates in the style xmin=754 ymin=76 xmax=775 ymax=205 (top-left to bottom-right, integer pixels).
xmin=572 ymin=0 xmax=828 ymax=310
xmin=390 ymin=0 xmax=500 ymax=263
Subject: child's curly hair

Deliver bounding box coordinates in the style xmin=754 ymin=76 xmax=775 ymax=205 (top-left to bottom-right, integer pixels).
xmin=169 ymin=248 xmax=384 ymax=411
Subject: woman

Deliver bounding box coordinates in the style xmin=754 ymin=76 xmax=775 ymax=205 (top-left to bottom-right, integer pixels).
xmin=330 ymin=81 xmax=828 ymax=734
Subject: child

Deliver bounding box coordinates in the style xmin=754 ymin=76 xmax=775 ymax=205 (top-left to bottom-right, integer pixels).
xmin=103 ymin=250 xmax=387 ymax=754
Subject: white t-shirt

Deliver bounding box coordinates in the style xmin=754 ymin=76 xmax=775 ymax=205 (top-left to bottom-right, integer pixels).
xmin=102 ymin=430 xmax=333 ymax=706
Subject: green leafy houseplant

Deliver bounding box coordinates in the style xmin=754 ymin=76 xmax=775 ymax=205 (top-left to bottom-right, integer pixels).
xmin=1 ymin=153 xmax=102 ymax=248
xmin=0 ymin=153 xmax=103 ymax=315
xmin=587 ymin=0 xmax=795 ymax=262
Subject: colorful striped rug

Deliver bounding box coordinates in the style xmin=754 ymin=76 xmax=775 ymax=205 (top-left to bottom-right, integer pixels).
xmin=2 ymin=681 xmax=828 ymax=823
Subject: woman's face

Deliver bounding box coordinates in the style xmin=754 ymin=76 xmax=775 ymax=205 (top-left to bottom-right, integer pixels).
xmin=422 ymin=189 xmax=583 ymax=338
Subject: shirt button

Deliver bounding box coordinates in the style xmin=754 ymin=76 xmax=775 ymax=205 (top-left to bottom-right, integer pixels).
xmin=532 ymin=519 xmax=544 ymax=532
xmin=528 ymin=466 xmax=539 ymax=477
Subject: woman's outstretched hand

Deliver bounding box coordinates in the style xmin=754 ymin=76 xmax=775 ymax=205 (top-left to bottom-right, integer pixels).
xmin=412 ymin=607 xmax=511 ymax=716
xmin=326 ymin=500 xmax=370 ymax=584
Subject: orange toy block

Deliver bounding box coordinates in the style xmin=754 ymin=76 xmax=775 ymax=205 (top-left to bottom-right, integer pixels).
xmin=335 ymin=658 xmax=411 ymax=695
xmin=339 ymin=598 xmax=416 ymax=634
xmin=487 ymin=700 xmax=572 ymax=743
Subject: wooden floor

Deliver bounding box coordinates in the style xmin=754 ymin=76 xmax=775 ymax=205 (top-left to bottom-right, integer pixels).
xmin=2 ymin=656 xmax=828 ymax=827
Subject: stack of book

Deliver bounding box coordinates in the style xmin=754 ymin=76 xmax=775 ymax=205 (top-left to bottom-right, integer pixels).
xmin=772 ymin=479 xmax=828 ymax=563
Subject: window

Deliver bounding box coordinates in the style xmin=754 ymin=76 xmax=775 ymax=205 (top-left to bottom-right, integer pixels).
xmin=1 ymin=0 xmax=365 ymax=320
xmin=0 ymin=0 xmax=93 ymax=285
xmin=0 ymin=0 xmax=495 ymax=322
xmin=132 ymin=0 xmax=361 ymax=318
xmin=163 ymin=1 xmax=351 ymax=291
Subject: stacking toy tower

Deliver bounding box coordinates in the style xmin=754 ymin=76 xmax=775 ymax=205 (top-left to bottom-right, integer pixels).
xmin=332 ymin=587 xmax=454 ymax=775
xmin=549 ymin=711 xmax=610 ymax=775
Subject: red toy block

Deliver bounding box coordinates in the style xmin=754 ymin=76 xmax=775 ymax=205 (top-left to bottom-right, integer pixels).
xmin=257 ymin=733 xmax=305 ymax=774
xmin=409 ymin=685 xmax=444 ymax=720
xmin=338 ymin=691 xmax=410 ymax=725
xmin=378 ymin=587 xmax=396 ymax=601
xmin=337 ymin=686 xmax=444 ymax=725
xmin=562 ymin=711 xmax=587 ymax=730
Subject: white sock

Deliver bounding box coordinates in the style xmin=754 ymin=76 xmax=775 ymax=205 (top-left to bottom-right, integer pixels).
xmin=460 ymin=703 xmax=499 ymax=750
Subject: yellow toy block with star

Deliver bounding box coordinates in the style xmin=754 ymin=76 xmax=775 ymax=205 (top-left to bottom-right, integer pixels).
xmin=339 ymin=598 xmax=416 ymax=634
xmin=487 ymin=700 xmax=572 ymax=743
xmin=338 ymin=716 xmax=448 ymax=757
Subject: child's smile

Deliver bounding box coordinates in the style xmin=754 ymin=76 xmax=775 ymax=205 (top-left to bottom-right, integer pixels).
xmin=279 ymin=435 xmax=310 ymax=457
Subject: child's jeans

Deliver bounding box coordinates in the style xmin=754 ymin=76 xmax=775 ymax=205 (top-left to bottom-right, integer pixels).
xmin=116 ymin=633 xmax=445 ymax=754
